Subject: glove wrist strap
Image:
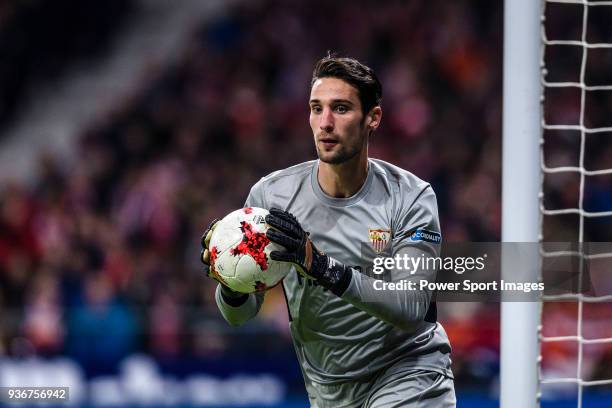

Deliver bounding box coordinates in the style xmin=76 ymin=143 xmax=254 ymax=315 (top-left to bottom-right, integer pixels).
xmin=312 ymin=254 xmax=353 ymax=297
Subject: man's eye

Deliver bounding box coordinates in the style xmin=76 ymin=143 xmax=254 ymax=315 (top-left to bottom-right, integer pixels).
xmin=335 ymin=105 xmax=348 ymax=113
xmin=311 ymin=106 xmax=322 ymax=113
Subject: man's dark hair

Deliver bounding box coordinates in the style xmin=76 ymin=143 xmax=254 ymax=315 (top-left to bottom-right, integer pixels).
xmin=311 ymin=54 xmax=383 ymax=116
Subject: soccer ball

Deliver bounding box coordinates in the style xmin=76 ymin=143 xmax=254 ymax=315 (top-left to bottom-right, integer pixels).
xmin=208 ymin=207 xmax=290 ymax=293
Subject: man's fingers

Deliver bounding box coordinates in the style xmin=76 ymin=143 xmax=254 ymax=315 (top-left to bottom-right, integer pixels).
xmin=206 ymin=218 xmax=220 ymax=231
xmin=266 ymin=214 xmax=303 ymax=238
xmin=201 ymin=218 xmax=220 ymax=248
xmin=201 ymin=248 xmax=210 ymax=265
xmin=268 ymin=208 xmax=301 ymax=227
xmin=266 ymin=214 xmax=293 ymax=234
xmin=203 ymin=228 xmax=214 ymax=248
xmin=203 ymin=224 xmax=216 ymax=247
xmin=269 ymin=208 xmax=294 ymax=221
xmin=267 ymin=229 xmax=300 ymax=250
xmin=269 ymin=250 xmax=296 ymax=263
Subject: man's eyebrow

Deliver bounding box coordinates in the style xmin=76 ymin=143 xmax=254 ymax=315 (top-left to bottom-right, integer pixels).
xmin=309 ymin=99 xmax=354 ymax=105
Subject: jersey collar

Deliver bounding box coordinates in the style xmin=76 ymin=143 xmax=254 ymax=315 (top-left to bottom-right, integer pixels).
xmin=310 ymin=159 xmax=374 ymax=207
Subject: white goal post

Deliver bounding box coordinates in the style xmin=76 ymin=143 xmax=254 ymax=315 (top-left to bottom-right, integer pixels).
xmin=501 ymin=0 xmax=542 ymax=407
xmin=502 ymin=1 xmax=612 ymax=407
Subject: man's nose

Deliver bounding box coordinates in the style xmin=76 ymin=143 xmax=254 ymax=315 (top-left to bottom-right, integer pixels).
xmin=319 ymin=108 xmax=334 ymax=132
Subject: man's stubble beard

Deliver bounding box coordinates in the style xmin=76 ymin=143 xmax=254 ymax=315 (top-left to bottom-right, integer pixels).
xmin=316 ymin=121 xmax=368 ymax=165
xmin=317 ymin=142 xmax=363 ymax=165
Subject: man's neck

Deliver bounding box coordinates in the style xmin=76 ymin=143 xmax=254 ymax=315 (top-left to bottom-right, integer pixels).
xmin=317 ymin=152 xmax=369 ymax=198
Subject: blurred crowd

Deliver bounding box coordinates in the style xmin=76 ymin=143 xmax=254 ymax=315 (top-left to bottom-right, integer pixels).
xmin=0 ymin=0 xmax=610 ymax=390
xmin=0 ymin=0 xmax=133 ymax=130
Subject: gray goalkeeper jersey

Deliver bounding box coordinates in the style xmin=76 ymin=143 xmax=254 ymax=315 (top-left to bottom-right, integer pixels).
xmin=215 ymin=158 xmax=453 ymax=403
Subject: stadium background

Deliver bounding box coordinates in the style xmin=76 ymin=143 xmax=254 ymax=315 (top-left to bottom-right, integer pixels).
xmin=0 ymin=0 xmax=610 ymax=406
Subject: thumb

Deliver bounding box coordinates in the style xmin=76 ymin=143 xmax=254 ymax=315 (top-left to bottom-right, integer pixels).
xmin=201 ymin=249 xmax=210 ymax=265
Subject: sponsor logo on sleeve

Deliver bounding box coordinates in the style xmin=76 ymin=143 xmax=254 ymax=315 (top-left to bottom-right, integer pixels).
xmin=410 ymin=229 xmax=442 ymax=244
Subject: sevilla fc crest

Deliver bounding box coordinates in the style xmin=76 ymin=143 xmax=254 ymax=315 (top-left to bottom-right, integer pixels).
xmin=368 ymin=228 xmax=391 ymax=253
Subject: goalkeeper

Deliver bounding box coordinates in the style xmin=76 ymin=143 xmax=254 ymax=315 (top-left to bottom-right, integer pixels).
xmin=201 ymin=55 xmax=455 ymax=407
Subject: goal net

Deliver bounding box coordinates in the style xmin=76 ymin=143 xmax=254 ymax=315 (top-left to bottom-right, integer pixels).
xmin=539 ymin=0 xmax=612 ymax=406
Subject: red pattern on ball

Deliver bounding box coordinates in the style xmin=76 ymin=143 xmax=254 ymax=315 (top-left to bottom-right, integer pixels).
xmin=230 ymin=221 xmax=269 ymax=270
xmin=210 ymin=246 xmax=218 ymax=263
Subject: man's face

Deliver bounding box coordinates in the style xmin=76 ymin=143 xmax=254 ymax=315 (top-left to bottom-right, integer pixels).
xmin=309 ymin=77 xmax=369 ymax=165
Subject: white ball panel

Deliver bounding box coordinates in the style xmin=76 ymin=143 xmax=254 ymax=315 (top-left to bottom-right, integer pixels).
xmin=214 ymin=249 xmax=240 ymax=279
xmin=234 ymin=255 xmax=259 ymax=292
xmin=208 ymin=207 xmax=292 ymax=293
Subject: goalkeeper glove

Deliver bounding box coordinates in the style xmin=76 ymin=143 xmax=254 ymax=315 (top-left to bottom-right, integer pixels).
xmin=265 ymin=208 xmax=352 ymax=296
xmin=200 ymin=218 xmax=248 ymax=306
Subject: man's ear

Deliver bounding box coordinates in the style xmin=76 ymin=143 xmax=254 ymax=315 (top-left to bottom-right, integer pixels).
xmin=368 ymin=106 xmax=382 ymax=130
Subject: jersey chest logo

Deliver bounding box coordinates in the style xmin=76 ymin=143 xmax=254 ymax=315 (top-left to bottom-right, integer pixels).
xmin=368 ymin=228 xmax=391 ymax=253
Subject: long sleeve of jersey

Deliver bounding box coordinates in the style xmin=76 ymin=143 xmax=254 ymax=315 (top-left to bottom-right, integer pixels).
xmin=215 ymin=285 xmax=265 ymax=326
xmin=339 ymin=186 xmax=441 ymax=332
xmin=214 ymin=179 xmax=267 ymax=326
